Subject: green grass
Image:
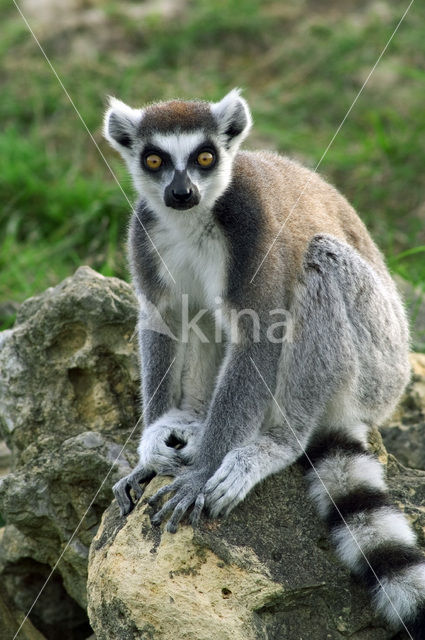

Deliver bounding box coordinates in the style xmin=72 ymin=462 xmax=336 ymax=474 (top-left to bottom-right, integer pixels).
xmin=1 ymin=0 xmax=424 ymax=329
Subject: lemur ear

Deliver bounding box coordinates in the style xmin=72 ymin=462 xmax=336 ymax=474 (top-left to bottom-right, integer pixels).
xmin=211 ymin=88 xmax=252 ymax=148
xmin=103 ymin=97 xmax=143 ymax=153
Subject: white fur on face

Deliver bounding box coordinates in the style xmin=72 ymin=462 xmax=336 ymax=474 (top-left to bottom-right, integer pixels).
xmin=152 ymin=132 xmax=205 ymax=170
xmin=130 ymin=130 xmax=235 ymax=223
xmin=123 ymin=130 xmax=232 ymax=303
xmin=103 ymin=90 xmax=252 ymax=217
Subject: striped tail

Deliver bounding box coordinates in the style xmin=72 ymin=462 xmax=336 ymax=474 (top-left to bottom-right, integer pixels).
xmin=302 ymin=431 xmax=425 ymax=638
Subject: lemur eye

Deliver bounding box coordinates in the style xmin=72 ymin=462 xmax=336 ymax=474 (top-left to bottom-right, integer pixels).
xmin=145 ymin=154 xmax=163 ymax=171
xmin=197 ymin=151 xmax=214 ymax=168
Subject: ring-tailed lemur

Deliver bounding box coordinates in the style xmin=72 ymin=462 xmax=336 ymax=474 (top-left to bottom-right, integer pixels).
xmin=104 ymin=89 xmax=425 ymax=637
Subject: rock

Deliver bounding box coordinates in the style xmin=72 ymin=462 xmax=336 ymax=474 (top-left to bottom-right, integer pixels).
xmin=382 ymin=353 xmax=425 ymax=470
xmin=87 ymin=452 xmax=425 ymax=640
xmin=0 ymin=440 xmax=11 ymax=477
xmin=0 ymin=265 xmax=139 ymax=461
xmin=0 ymin=432 xmax=132 ymax=608
xmin=0 ymin=267 xmax=140 ymax=638
xmin=0 ymin=580 xmax=47 ymax=640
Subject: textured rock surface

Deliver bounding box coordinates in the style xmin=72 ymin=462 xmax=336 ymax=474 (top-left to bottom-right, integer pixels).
xmin=0 ymin=266 xmax=140 ymax=638
xmin=382 ymin=353 xmax=425 ymax=470
xmin=0 ymin=580 xmax=47 ymax=640
xmin=0 ymin=440 xmax=11 ymax=477
xmin=0 ymin=265 xmax=139 ymax=460
xmin=88 ymin=446 xmax=425 ymax=640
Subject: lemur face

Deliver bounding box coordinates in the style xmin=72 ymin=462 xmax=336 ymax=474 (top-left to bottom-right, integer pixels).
xmin=104 ymin=89 xmax=252 ymax=216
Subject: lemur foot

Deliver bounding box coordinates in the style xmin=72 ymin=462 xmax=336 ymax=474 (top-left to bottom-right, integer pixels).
xmin=148 ymin=446 xmax=261 ymax=531
xmin=204 ymin=449 xmax=257 ymax=518
xmin=113 ymin=466 xmax=155 ymax=516
xmin=139 ymin=409 xmax=204 ymax=474
xmin=148 ymin=467 xmax=209 ymax=533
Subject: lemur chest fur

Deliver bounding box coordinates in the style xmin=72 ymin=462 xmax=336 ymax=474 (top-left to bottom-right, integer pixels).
xmin=150 ymin=210 xmax=228 ymax=308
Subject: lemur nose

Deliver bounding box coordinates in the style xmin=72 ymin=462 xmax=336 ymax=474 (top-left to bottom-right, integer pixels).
xmin=172 ymin=188 xmax=193 ymax=202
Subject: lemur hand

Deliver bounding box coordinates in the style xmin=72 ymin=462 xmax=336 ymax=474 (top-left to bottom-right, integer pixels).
xmin=148 ymin=467 xmax=210 ymax=533
xmin=204 ymin=448 xmax=257 ymax=518
xmin=113 ymin=409 xmax=204 ymax=516
xmin=113 ymin=465 xmax=155 ymax=516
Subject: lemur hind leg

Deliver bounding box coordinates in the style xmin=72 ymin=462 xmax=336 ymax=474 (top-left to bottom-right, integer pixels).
xmin=297 ymin=238 xmax=424 ymax=638
xmin=204 ymin=234 xmax=374 ymax=519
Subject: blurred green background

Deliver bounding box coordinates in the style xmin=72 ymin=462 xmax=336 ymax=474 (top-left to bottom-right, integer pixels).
xmin=1 ymin=0 xmax=424 ymax=335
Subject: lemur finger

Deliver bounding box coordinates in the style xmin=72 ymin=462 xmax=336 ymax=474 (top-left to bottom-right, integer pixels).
xmin=166 ymin=495 xmax=196 ymax=533
xmin=189 ymin=493 xmax=205 ymax=527
xmin=113 ymin=479 xmax=134 ymax=516
xmin=209 ymin=495 xmax=234 ymax=519
xmin=205 ymin=479 xmax=229 ymax=503
xmin=178 ymin=447 xmax=197 ymax=465
xmin=130 ymin=469 xmax=156 ymax=500
xmin=128 ymin=476 xmax=145 ymax=500
xmin=148 ymin=481 xmax=179 ymax=507
xmin=220 ymin=488 xmax=247 ymax=518
xmin=223 ymin=495 xmax=243 ymax=518
xmin=204 ymin=461 xmax=233 ymax=495
xmin=205 ymin=470 xmax=240 ymax=505
xmin=204 ymin=475 xmax=222 ymax=495
xmin=207 ymin=477 xmax=247 ymax=518
xmin=151 ymin=493 xmax=182 ymax=526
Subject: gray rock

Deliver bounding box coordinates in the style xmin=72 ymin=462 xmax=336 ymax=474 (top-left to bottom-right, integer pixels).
xmin=0 ymin=266 xmax=140 ymax=460
xmin=381 ymin=353 xmax=425 ymax=470
xmin=0 ymin=440 xmax=11 ymax=477
xmin=0 ymin=580 xmax=47 ymax=640
xmin=0 ymin=300 xmax=20 ymax=332
xmin=0 ymin=430 xmax=132 ymax=607
xmin=0 ymin=266 xmax=140 ymax=638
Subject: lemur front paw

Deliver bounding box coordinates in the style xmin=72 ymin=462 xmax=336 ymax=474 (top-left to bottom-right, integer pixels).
xmin=148 ymin=468 xmax=210 ymax=533
xmin=204 ymin=449 xmax=257 ymax=518
xmin=113 ymin=466 xmax=155 ymax=516
xmin=139 ymin=409 xmax=203 ymax=474
xmin=114 ymin=410 xmax=204 ymax=518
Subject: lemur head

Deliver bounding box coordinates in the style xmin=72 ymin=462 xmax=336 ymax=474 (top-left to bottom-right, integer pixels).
xmin=103 ymin=89 xmax=252 ymax=214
